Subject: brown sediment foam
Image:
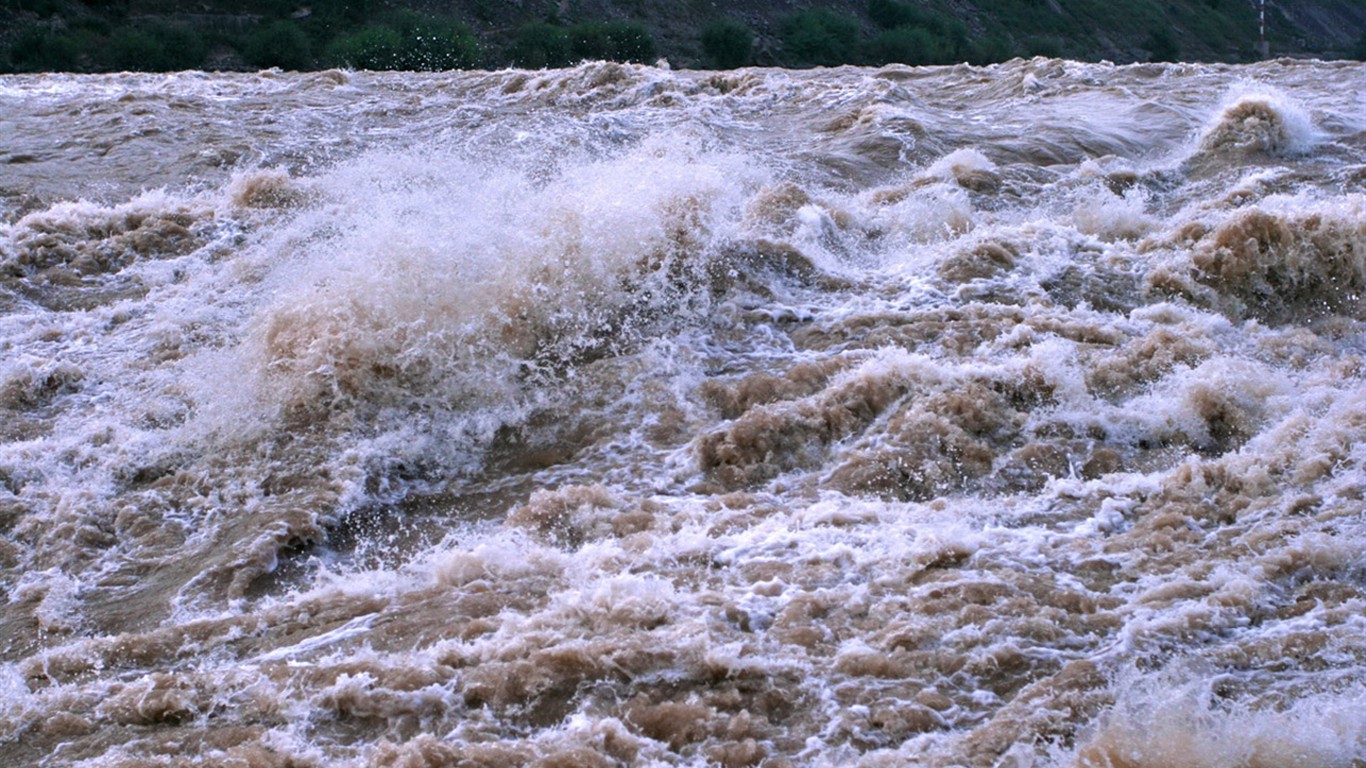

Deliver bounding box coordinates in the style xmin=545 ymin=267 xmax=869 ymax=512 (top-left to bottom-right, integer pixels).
xmin=458 ymin=638 xmax=673 ymax=727
xmin=1 ymin=453 xmax=346 ymax=657
xmin=19 ymin=614 xmax=260 ymax=685
xmin=719 ymin=239 xmax=855 ymax=293
xmin=521 ymin=61 xmax=649 ymax=107
xmin=1253 ymin=325 xmax=1334 ymax=368
xmin=505 ymin=484 xmax=623 ymax=547
xmin=951 ymin=166 xmax=1002 ymax=195
xmin=938 ymin=240 xmax=1018 ymax=282
xmin=701 ymin=72 xmax=766 ymax=97
xmin=227 ymin=168 xmax=308 ymax=210
xmin=1186 ymin=205 xmax=1365 ymax=324
xmin=958 ymin=660 xmax=1110 ymax=766
xmin=96 ymin=672 xmax=211 ymax=725
xmin=189 ymin=504 xmax=328 ymax=598
xmin=1197 ymin=97 xmax=1305 ymax=158
xmin=699 ymin=358 xmax=851 ymax=420
xmin=1086 ymin=326 xmax=1214 ymax=397
xmin=828 ymin=380 xmax=1022 ymax=501
xmin=1 ymin=199 xmax=206 ymax=278
xmin=792 ymin=304 xmax=1027 ymax=354
xmin=256 ymin=298 xmax=441 ymax=417
xmin=867 ymin=156 xmax=1003 ymax=207
xmin=1 ymin=64 xmax=1363 ymax=767
xmin=250 ymin=184 xmax=727 ymax=423
xmin=742 ymin=182 xmax=811 ymax=232
xmin=1071 ymin=676 xmax=1366 ymax=768
xmin=624 ymin=698 xmax=714 ymax=751
xmin=0 ymin=200 xmax=209 ymax=312
xmin=1175 ymin=372 xmax=1271 ymax=456
xmin=695 ymin=358 xmax=919 ymax=489
xmin=0 ymin=359 xmax=84 ymax=410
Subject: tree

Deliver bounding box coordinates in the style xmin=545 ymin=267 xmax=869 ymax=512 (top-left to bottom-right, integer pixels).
xmin=392 ymin=15 xmax=479 ymax=70
xmin=569 ymin=21 xmax=657 ymax=63
xmin=507 ymin=22 xmax=573 ymax=68
xmin=701 ymin=18 xmax=753 ymax=69
xmin=327 ymin=26 xmax=403 ymax=69
xmin=244 ymin=21 xmax=314 ymax=71
xmin=780 ymin=9 xmax=861 ymax=67
xmin=867 ymin=26 xmax=946 ymax=66
xmin=326 ymin=17 xmax=479 ymax=71
xmin=968 ymin=33 xmax=1015 ymax=64
xmin=868 ymin=0 xmax=941 ymax=31
xmin=5 ymin=25 xmax=81 ymax=72
xmin=100 ymin=23 xmax=208 ymax=72
xmin=1145 ymin=27 xmax=1180 ymax=62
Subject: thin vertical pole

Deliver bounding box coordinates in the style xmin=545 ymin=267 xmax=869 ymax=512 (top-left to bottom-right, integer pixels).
xmin=1258 ymin=0 xmax=1270 ymax=58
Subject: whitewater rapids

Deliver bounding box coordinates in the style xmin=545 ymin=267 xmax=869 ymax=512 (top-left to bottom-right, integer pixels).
xmin=0 ymin=58 xmax=1364 ymax=767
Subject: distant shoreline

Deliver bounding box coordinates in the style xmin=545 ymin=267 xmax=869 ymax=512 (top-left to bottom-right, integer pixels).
xmin=3 ymin=0 xmax=1363 ymax=74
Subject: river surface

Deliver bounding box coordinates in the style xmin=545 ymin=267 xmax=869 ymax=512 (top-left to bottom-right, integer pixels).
xmin=1 ymin=58 xmax=1364 ymax=767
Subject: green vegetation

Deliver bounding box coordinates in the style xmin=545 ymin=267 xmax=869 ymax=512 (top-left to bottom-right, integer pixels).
xmin=326 ymin=25 xmax=403 ymax=69
xmin=1144 ymin=27 xmax=1180 ymax=62
xmin=779 ymin=8 xmax=861 ymax=67
xmin=860 ymin=1 xmax=983 ymax=66
xmin=326 ymin=15 xmax=478 ymax=70
xmin=107 ymin=22 xmax=207 ymax=71
xmin=867 ymin=27 xmax=945 ymax=66
xmin=869 ymin=0 xmax=943 ymax=33
xmin=504 ymin=20 xmax=657 ymax=67
xmin=568 ymin=21 xmax=656 ymax=63
xmin=0 ymin=0 xmax=1352 ymax=73
xmin=5 ymin=24 xmax=82 ymax=72
xmin=969 ymin=33 xmax=1016 ymax=65
xmin=700 ymin=18 xmax=753 ymax=69
xmin=507 ymin=22 xmax=573 ymax=68
xmin=243 ymin=20 xmax=313 ymax=71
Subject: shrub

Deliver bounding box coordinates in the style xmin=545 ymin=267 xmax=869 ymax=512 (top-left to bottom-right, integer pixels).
xmin=507 ymin=22 xmax=573 ymax=68
xmin=104 ymin=28 xmax=158 ymax=71
xmin=869 ymin=0 xmax=912 ymax=30
xmin=310 ymin=0 xmax=375 ymax=26
xmin=244 ymin=21 xmax=313 ymax=70
xmin=1023 ymin=36 xmax=1066 ymax=58
xmin=943 ymin=19 xmax=971 ymax=58
xmin=968 ymin=33 xmax=1015 ymax=64
xmin=102 ymin=23 xmax=208 ymax=71
xmin=393 ymin=15 xmax=479 ymax=70
xmin=327 ymin=25 xmax=403 ymax=69
xmin=1145 ymin=27 xmax=1180 ymax=62
xmin=326 ymin=17 xmax=478 ymax=71
xmin=15 ymin=0 xmax=64 ymax=15
xmin=153 ymin=23 xmax=208 ymax=70
xmin=867 ymin=26 xmax=948 ymax=65
xmin=569 ymin=21 xmax=657 ymax=63
xmin=5 ymin=25 xmax=81 ymax=72
xmin=868 ymin=0 xmax=946 ymax=32
xmin=780 ymin=8 xmax=861 ymax=67
xmin=701 ymin=18 xmax=753 ymax=68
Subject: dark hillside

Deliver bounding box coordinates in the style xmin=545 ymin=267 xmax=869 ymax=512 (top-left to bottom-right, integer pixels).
xmin=2 ymin=0 xmax=1362 ymax=72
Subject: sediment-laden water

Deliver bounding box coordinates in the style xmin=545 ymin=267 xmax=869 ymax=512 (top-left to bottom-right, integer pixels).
xmin=1 ymin=58 xmax=1364 ymax=767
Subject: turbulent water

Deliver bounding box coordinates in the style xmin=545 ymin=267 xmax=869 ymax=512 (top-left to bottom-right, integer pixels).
xmin=0 ymin=58 xmax=1364 ymax=767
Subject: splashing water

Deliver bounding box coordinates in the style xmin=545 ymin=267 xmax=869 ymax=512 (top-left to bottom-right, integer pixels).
xmin=0 ymin=58 xmax=1364 ymax=767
